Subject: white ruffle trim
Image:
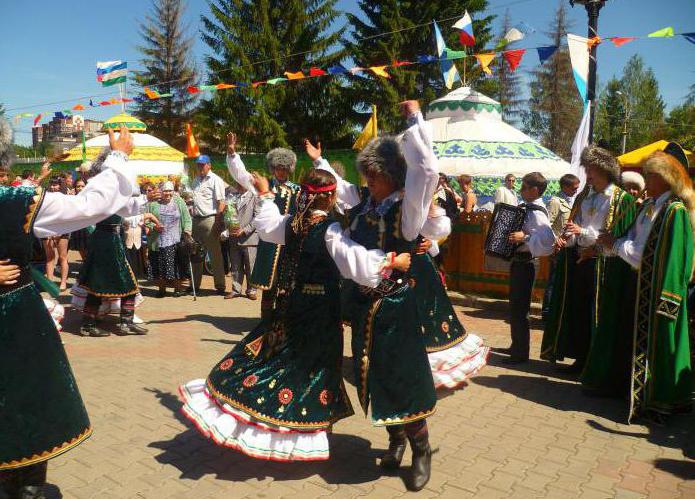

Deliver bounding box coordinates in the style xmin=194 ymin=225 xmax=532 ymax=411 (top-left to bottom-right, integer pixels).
xmin=178 ymin=379 xmax=330 ymax=462
xmin=43 ymin=297 xmax=65 ymax=332
xmin=70 ymin=285 xmax=143 ymax=317
xmin=428 ymin=333 xmax=490 ymax=389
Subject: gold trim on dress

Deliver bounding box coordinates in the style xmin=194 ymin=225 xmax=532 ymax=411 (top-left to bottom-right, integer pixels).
xmin=0 ymin=427 xmax=92 ymax=470
xmin=358 ymin=297 xmax=381 ymax=414
xmin=373 ymin=407 xmax=437 ymax=426
xmin=425 ymin=332 xmax=466 ymax=353
xmin=23 ymin=187 xmax=46 ymax=234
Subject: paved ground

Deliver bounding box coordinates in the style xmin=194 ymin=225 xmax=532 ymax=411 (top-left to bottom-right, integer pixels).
xmin=43 ymin=269 xmax=694 ymax=499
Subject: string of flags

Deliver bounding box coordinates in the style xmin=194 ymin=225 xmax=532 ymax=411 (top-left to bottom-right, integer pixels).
xmin=12 ymin=15 xmax=694 ymax=126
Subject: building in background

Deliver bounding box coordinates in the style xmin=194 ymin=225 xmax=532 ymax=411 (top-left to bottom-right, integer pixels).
xmin=32 ymin=114 xmax=104 ymax=153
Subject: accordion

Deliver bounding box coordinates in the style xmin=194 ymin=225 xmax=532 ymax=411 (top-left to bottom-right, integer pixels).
xmin=484 ymin=203 xmax=526 ymax=260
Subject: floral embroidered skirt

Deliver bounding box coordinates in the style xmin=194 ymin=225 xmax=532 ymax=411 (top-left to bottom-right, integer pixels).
xmin=147 ymin=244 xmax=188 ymax=282
xmin=179 ymin=286 xmax=353 ymax=461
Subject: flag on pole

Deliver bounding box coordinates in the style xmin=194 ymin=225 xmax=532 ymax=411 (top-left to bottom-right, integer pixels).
xmin=536 ymin=46 xmax=558 ymax=64
xmin=609 ymin=36 xmax=636 ymax=47
xmin=81 ymin=131 xmax=87 ymax=162
xmin=570 ymin=103 xmax=591 ymax=192
xmin=503 ymin=49 xmax=526 ymax=72
xmin=475 ymin=53 xmax=496 ymax=75
xmin=434 ymin=21 xmax=461 ymax=89
xmin=496 ymin=27 xmax=525 ymax=49
xmin=353 ymin=105 xmax=377 ymax=151
xmin=648 ymin=26 xmax=674 ymax=38
xmin=567 ymin=34 xmax=590 ymax=105
xmin=96 ymin=61 xmax=128 ymax=87
xmin=452 ymin=10 xmax=475 ymax=46
xmin=186 ymin=123 xmax=200 ymax=158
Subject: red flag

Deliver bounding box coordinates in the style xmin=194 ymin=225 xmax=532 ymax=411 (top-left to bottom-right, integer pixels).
xmin=33 ymin=114 xmax=42 ymax=126
xmin=610 ymin=36 xmax=636 ymax=47
xmin=251 ymin=81 xmax=266 ymax=88
xmin=309 ymin=67 xmax=327 ymax=77
xmin=187 ymin=85 xmax=200 ymax=94
xmin=392 ymin=60 xmax=414 ymax=67
xmin=216 ymin=83 xmax=236 ymax=90
xmin=72 ymin=104 xmax=85 ymax=111
xmin=99 ymin=101 xmax=112 ymax=106
xmin=458 ymin=31 xmax=475 ymax=47
xmin=502 ymin=49 xmax=526 ymax=72
xmin=186 ymin=123 xmax=200 ymax=158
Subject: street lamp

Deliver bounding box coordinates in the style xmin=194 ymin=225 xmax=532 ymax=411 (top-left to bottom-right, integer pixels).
xmin=616 ymin=90 xmax=630 ymax=154
xmin=570 ymin=0 xmax=609 ymax=144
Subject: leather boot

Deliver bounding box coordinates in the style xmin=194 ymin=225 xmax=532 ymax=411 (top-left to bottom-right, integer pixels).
xmin=407 ymin=432 xmax=432 ymax=491
xmin=379 ymin=426 xmax=407 ymax=470
xmin=15 ymin=463 xmax=47 ymax=499
xmin=17 ymin=485 xmax=47 ymax=499
xmin=80 ymin=319 xmax=109 ymax=337
xmin=115 ymin=320 xmax=148 ymax=336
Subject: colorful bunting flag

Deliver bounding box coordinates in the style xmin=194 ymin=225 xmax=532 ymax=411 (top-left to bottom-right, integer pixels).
xmin=199 ymin=85 xmax=218 ymax=91
xmin=497 ymin=27 xmax=525 ymax=49
xmin=327 ymin=64 xmax=348 ymax=75
xmin=536 ymin=45 xmax=558 ymax=64
xmin=89 ymin=99 xmax=97 ymax=107
xmin=567 ymin=33 xmax=590 ymax=104
xmin=309 ymin=67 xmax=327 ymax=77
xmin=434 ymin=21 xmax=461 ymax=89
xmin=353 ymin=105 xmax=377 ymax=151
xmin=144 ymin=87 xmax=160 ymax=99
xmin=349 ymin=67 xmax=366 ymax=74
xmin=392 ymin=60 xmax=413 ymax=67
xmin=97 ymin=60 xmax=128 ymax=87
xmin=443 ymin=47 xmax=467 ymax=59
xmin=369 ymin=66 xmax=390 ymax=78
xmin=216 ymin=83 xmax=236 ymax=90
xmin=683 ymin=32 xmax=695 ymax=45
xmin=187 ymin=86 xmax=200 ymax=94
xmin=72 ymin=104 xmax=85 ymax=110
xmin=452 ymin=10 xmax=475 ymax=46
xmin=610 ymin=36 xmax=636 ymax=47
xmin=251 ymin=81 xmax=266 ymax=88
xmin=475 ymin=53 xmax=496 ymax=75
xmin=186 ymin=123 xmax=200 ymax=158
xmin=417 ymin=55 xmax=439 ymax=64
xmin=503 ymin=49 xmax=526 ymax=72
xmin=99 ymin=101 xmax=111 ymax=106
xmin=587 ymin=36 xmax=602 ymax=50
xmin=267 ymin=78 xmax=288 ymax=85
xmin=33 ymin=114 xmax=42 ymax=126
xmin=284 ymin=71 xmax=305 ymax=80
xmin=648 ymin=26 xmax=674 ymax=38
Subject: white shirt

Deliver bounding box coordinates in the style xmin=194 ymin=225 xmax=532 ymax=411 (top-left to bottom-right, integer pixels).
xmin=569 ymin=183 xmax=616 ymax=248
xmin=494 ymin=186 xmax=518 ymax=206
xmin=226 ymin=153 xmax=256 ymax=194
xmin=191 ymin=171 xmax=226 ymax=217
xmin=33 ymin=151 xmax=142 ymax=238
xmin=613 ymin=191 xmax=671 ymax=270
xmin=518 ymin=198 xmax=555 ymax=258
xmin=252 ymin=198 xmax=388 ymax=288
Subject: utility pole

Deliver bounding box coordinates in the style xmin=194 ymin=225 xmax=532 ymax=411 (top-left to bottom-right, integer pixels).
xmin=617 ymin=90 xmax=630 ymax=154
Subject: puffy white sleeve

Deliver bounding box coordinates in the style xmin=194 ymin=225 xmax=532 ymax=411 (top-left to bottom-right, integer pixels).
xmin=324 ymin=223 xmax=387 ymax=288
xmin=428 ymin=240 xmax=440 ymax=257
xmin=420 ymin=215 xmax=451 ymax=241
xmin=314 ymin=157 xmax=361 ymax=211
xmin=400 ymin=112 xmax=440 ymax=242
xmin=116 ymin=195 xmax=148 ymax=217
xmin=226 ymin=153 xmax=256 ymax=194
xmin=33 ymin=152 xmax=137 ymax=238
xmin=613 ymin=224 xmax=641 ymax=269
xmin=252 ymin=197 xmax=289 ymax=244
xmin=527 ymin=211 xmax=556 ymax=258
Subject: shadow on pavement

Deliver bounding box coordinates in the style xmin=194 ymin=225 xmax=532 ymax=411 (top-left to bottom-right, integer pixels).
xmin=653 ymin=458 xmax=695 ymax=480
xmin=146 ymin=314 xmax=258 ymax=335
xmin=42 ymin=484 xmax=62 ymax=499
xmin=486 ymin=351 xmax=579 ymax=382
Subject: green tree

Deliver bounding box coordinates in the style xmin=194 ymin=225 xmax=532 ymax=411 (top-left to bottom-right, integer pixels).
xmin=0 ymin=102 xmax=5 ymax=117
xmin=494 ymin=9 xmax=524 ymax=125
xmin=521 ymin=2 xmax=582 ymax=160
xmin=134 ymin=0 xmax=197 ymax=149
xmin=665 ymin=90 xmax=695 ymax=151
xmin=594 ymin=78 xmax=626 ymax=154
xmin=198 ymin=0 xmax=351 ymax=153
xmin=345 ymin=0 xmax=495 ymax=132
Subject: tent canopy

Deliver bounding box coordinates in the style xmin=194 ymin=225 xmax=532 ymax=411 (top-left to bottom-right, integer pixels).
xmin=426 ymin=87 xmax=570 ymax=180
xmin=102 ymin=113 xmax=147 ymax=131
xmin=618 ymin=140 xmax=693 ymax=168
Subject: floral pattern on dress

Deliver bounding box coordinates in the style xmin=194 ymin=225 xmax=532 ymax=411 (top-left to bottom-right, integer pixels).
xmin=242 ymin=374 xmax=258 ymax=387
xmin=219 ymin=358 xmax=234 ymax=371
xmin=319 ymin=389 xmax=333 ymax=406
xmin=278 ymin=388 xmax=293 ymax=405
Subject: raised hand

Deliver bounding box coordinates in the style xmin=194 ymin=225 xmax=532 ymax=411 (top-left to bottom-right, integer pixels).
xmin=304 ymin=139 xmax=321 ymax=162
xmin=251 ymin=172 xmax=270 ymax=195
xmin=108 ymin=126 xmax=134 ymax=156
xmin=227 ymin=132 xmax=238 ymax=154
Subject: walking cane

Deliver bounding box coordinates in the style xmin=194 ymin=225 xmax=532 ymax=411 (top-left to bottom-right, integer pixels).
xmin=188 ymin=256 xmax=197 ymax=301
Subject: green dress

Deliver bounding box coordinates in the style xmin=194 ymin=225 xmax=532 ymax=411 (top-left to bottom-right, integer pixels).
xmin=541 ymin=187 xmax=637 ymax=363
xmin=77 ymin=214 xmax=138 ymax=297
xmin=0 ymin=186 xmax=91 ymax=470
xmin=628 ymin=197 xmax=693 ymax=421
xmin=179 ymin=217 xmax=353 ymax=461
xmin=345 ymin=194 xmax=437 ymax=426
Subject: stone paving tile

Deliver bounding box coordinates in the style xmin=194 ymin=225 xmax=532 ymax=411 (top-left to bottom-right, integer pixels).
xmin=39 ymin=272 xmax=694 ymax=498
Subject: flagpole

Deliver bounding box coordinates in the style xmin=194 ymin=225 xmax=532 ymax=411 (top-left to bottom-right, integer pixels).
xmin=119 ymin=82 xmax=126 ymax=113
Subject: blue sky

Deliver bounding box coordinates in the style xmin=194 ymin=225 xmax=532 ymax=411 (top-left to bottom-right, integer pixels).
xmin=2 ymin=0 xmax=693 ymax=146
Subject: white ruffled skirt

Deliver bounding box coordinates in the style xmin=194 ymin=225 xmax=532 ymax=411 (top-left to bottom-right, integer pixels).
xmin=43 ymin=297 xmax=65 ymax=332
xmin=428 ymin=333 xmax=490 ymax=389
xmin=70 ymin=284 xmax=144 ymax=316
xmin=178 ymin=379 xmax=331 ymax=462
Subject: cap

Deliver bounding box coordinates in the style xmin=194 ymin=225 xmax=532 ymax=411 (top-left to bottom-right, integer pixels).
xmin=196 ymin=154 xmax=211 ymax=164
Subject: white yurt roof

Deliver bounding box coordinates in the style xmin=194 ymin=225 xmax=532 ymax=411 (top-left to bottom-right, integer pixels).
xmin=427 ymin=87 xmax=570 ymax=179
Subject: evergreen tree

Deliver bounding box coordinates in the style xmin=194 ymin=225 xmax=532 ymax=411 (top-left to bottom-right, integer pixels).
xmin=0 ymin=102 xmax=5 ymax=117
xmin=521 ymin=2 xmax=582 ymax=160
xmin=198 ymin=0 xmax=350 ymax=152
xmin=494 ymin=9 xmax=524 ymax=125
xmin=345 ymin=1 xmax=495 ymax=132
xmin=134 ymin=0 xmax=197 ymax=149
xmin=594 ymin=78 xmax=626 ymax=154
xmin=665 ymin=89 xmax=695 ymax=151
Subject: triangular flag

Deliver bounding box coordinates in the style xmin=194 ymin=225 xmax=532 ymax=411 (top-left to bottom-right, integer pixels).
xmin=392 ymin=60 xmax=413 ymax=67
xmin=122 ymin=98 xmax=133 ymax=103
xmin=536 ymin=45 xmax=558 ymax=64
xmin=683 ymin=32 xmax=695 ymax=45
xmin=216 ymin=83 xmax=236 ymax=90
xmin=109 ymin=98 xmax=119 ymax=104
xmin=187 ymin=85 xmax=200 ymax=94
xmin=353 ymin=105 xmax=377 ymax=151
xmin=369 ymin=66 xmax=390 ymax=78
xmin=587 ymin=36 xmax=602 ymax=50
xmin=284 ymin=71 xmax=305 ymax=80
xmin=309 ymin=67 xmax=327 ymax=77
xmin=610 ymin=37 xmax=636 ymax=47
xmin=327 ymin=64 xmax=348 ymax=75
xmin=503 ymin=49 xmax=526 ymax=72
xmin=648 ymin=26 xmax=674 ymax=38
xmin=452 ymin=10 xmax=475 ymax=46
xmin=504 ymin=27 xmax=525 ymax=44
xmin=251 ymin=81 xmax=266 ymax=88
xmin=72 ymin=104 xmax=85 ymax=111
xmin=433 ymin=21 xmax=461 ymax=89
xmin=186 ymin=123 xmax=200 ymax=159
xmin=567 ymin=34 xmax=590 ymax=104
xmin=267 ymin=78 xmax=288 ymax=85
xmin=99 ymin=101 xmax=112 ymax=106
xmin=349 ymin=66 xmax=366 ymax=74
xmin=144 ymin=87 xmax=160 ymax=99
xmin=443 ymin=47 xmax=467 ymax=59
xmin=475 ymin=53 xmax=496 ymax=75
xmin=33 ymin=114 xmax=42 ymax=126
xmin=89 ymin=99 xmax=97 ymax=107
xmin=159 ymin=93 xmax=173 ymax=98
xmin=200 ymin=85 xmax=218 ymax=91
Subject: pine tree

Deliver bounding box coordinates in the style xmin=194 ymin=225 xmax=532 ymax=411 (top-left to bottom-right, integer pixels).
xmin=665 ymin=86 xmax=695 ymax=151
xmin=594 ymin=78 xmax=626 ymax=154
xmin=619 ymin=55 xmax=665 ymax=151
xmin=345 ymin=1 xmax=495 ymax=132
xmin=494 ymin=9 xmax=524 ymax=125
xmin=198 ymin=0 xmax=350 ymax=152
xmin=521 ymin=2 xmax=582 ymax=160
xmin=134 ymin=0 xmax=197 ymax=149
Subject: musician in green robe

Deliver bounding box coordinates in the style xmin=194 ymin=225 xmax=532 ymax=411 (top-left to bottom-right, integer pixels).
xmin=541 ymin=145 xmax=637 ymax=372
xmin=595 ymin=151 xmax=693 ymax=422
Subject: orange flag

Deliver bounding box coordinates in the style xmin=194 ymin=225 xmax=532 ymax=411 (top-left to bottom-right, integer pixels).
xmin=369 ymin=66 xmax=390 ymax=78
xmin=475 ymin=53 xmax=496 ymax=75
xmin=72 ymin=104 xmax=85 ymax=111
xmin=186 ymin=123 xmax=200 ymax=158
xmin=610 ymin=36 xmax=636 ymax=47
xmin=144 ymin=87 xmax=160 ymax=99
xmin=216 ymin=83 xmax=236 ymax=90
xmin=284 ymin=71 xmax=306 ymax=80
xmin=587 ymin=36 xmax=602 ymax=50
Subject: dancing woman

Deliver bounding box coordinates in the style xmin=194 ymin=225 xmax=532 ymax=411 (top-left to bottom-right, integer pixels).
xmin=179 ymin=168 xmax=411 ymax=462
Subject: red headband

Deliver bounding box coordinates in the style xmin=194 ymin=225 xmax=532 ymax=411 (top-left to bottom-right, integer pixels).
xmin=301 ymin=183 xmax=337 ymax=194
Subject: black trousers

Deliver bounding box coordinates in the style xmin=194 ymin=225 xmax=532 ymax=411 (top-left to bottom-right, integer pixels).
xmin=509 ymin=259 xmax=536 ymax=359
xmin=568 ymin=257 xmax=597 ymax=366
xmin=0 ymin=462 xmax=47 ymax=494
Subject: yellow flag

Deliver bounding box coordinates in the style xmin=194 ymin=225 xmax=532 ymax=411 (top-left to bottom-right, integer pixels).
xmin=475 ymin=53 xmax=496 ymax=75
xmin=353 ymin=105 xmax=378 ymax=151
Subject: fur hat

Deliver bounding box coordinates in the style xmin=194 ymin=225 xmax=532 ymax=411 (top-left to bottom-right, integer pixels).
xmin=0 ymin=118 xmax=15 ymax=171
xmin=356 ymin=136 xmax=407 ymax=190
xmin=80 ymin=147 xmax=111 ymax=177
xmin=620 ymin=171 xmax=645 ymax=191
xmin=266 ymin=147 xmax=296 ymax=173
xmin=580 ymin=145 xmax=620 ymax=183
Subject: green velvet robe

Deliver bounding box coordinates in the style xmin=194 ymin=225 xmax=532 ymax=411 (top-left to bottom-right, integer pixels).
xmin=541 ymin=187 xmax=637 ymax=363
xmin=0 ymin=186 xmax=91 ymax=470
xmin=628 ymin=198 xmax=693 ymax=421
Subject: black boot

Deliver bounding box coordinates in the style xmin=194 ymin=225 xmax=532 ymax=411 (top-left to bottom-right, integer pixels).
xmin=115 ymin=319 xmax=148 ymax=336
xmin=407 ymin=432 xmax=432 ymax=491
xmin=15 ymin=463 xmax=47 ymax=499
xmin=380 ymin=426 xmax=407 ymax=470
xmin=80 ymin=319 xmax=109 ymax=337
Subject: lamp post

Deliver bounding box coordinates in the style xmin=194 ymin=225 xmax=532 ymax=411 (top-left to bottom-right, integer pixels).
xmin=616 ymin=90 xmax=630 ymax=154
xmin=570 ymin=0 xmax=608 ymax=144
